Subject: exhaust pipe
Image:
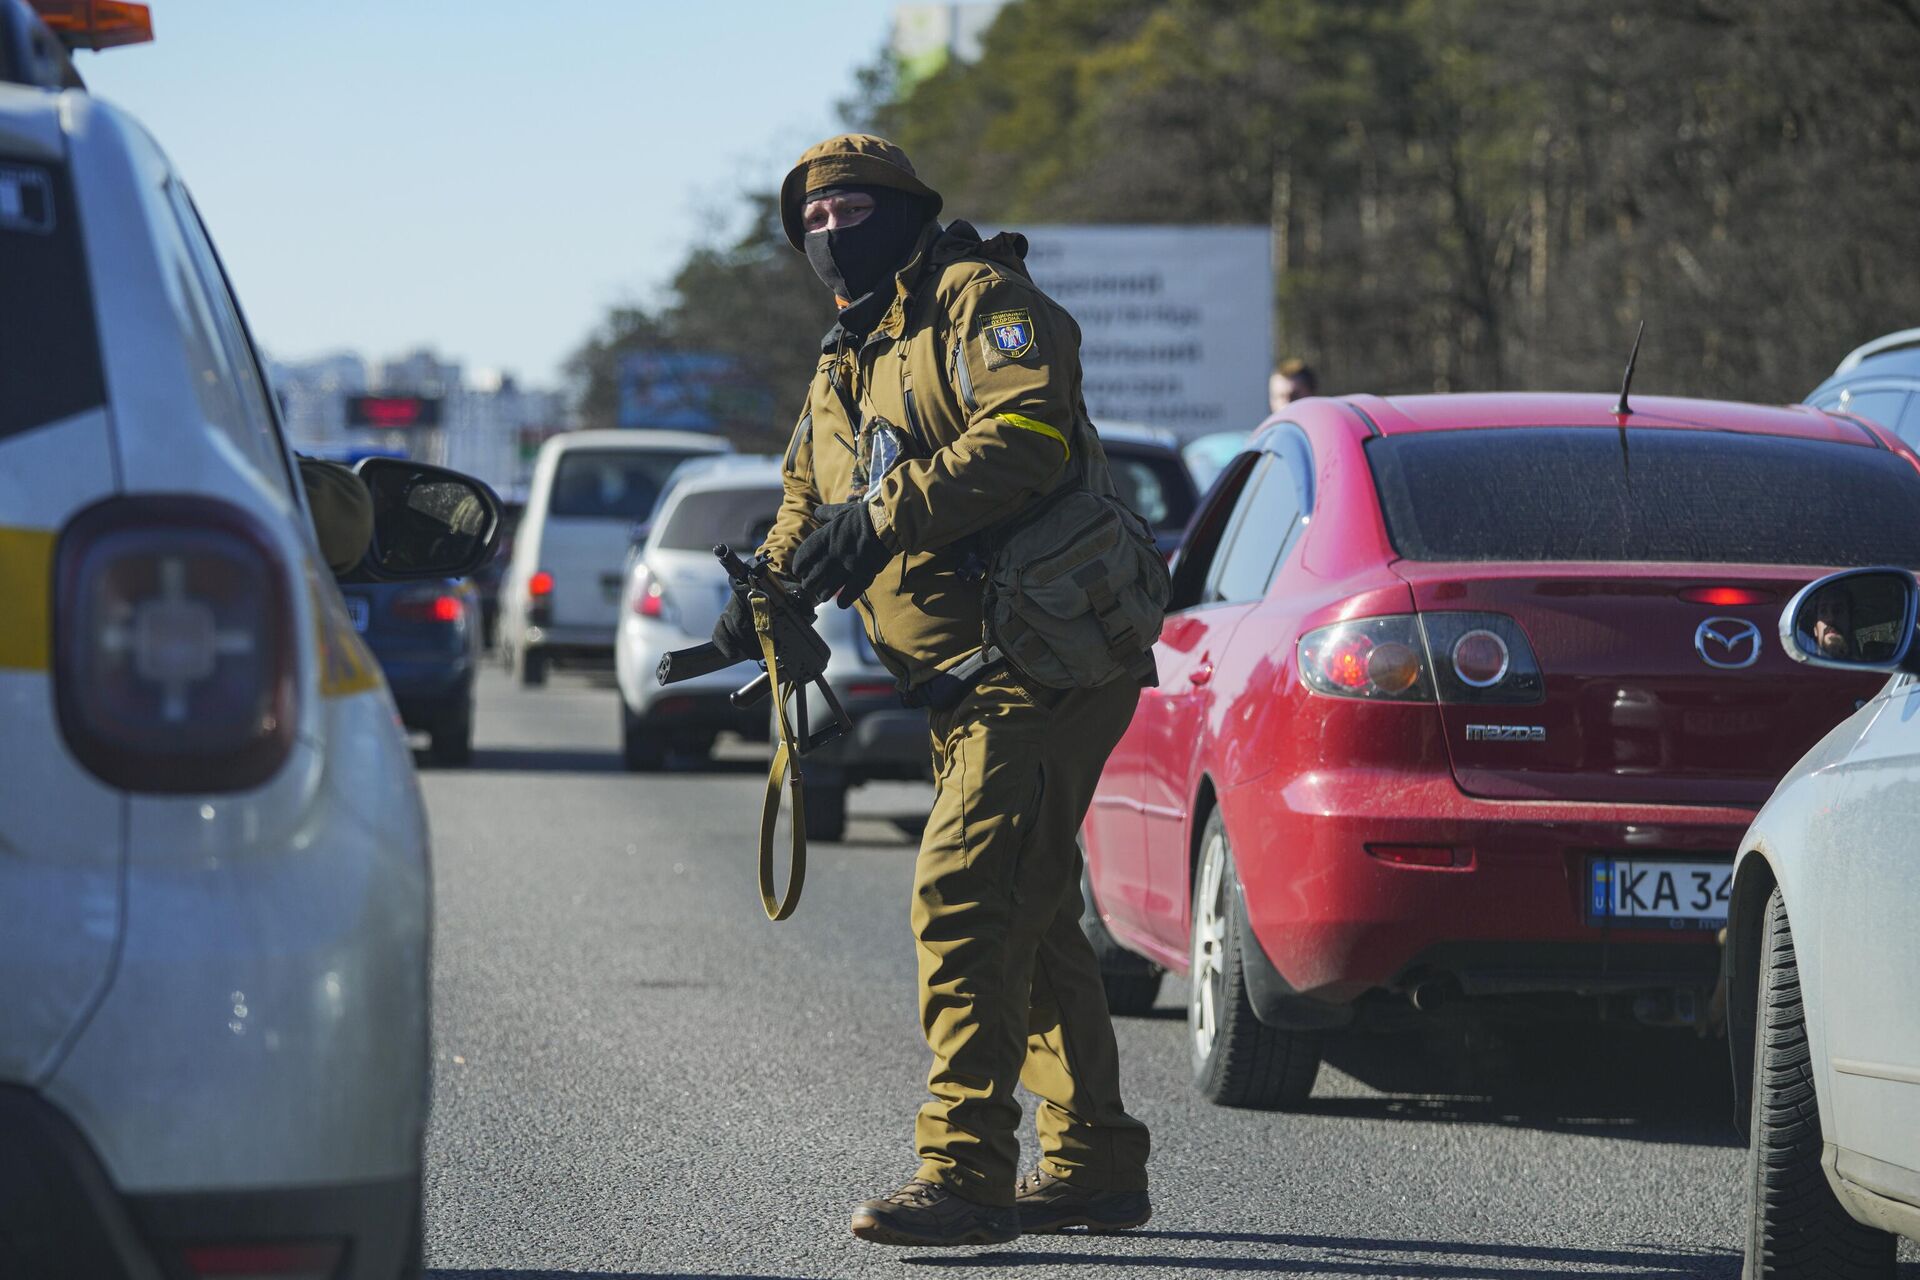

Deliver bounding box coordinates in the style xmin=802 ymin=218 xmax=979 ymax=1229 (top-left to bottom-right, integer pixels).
xmin=1409 ymin=978 xmax=1452 ymax=1013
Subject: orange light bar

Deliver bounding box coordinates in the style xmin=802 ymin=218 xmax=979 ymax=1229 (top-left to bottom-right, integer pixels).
xmin=29 ymin=1 xmax=153 ymax=50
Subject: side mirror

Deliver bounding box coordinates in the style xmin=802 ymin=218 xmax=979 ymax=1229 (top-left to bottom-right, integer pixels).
xmin=352 ymin=457 xmax=502 ymax=581
xmin=1779 ymin=568 xmax=1919 ymax=671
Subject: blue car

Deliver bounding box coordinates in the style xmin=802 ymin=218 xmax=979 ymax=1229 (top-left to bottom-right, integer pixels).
xmin=337 ymin=579 xmax=479 ymax=765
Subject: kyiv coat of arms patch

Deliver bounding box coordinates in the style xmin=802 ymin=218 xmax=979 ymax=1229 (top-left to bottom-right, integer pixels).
xmin=981 ymin=308 xmax=1036 ymax=364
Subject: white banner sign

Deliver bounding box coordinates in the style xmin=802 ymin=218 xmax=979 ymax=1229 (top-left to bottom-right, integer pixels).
xmin=1003 ymin=225 xmax=1273 ymax=439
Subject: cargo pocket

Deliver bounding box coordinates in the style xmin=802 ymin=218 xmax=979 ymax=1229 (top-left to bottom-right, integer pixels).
xmin=955 ymin=723 xmax=1049 ymax=906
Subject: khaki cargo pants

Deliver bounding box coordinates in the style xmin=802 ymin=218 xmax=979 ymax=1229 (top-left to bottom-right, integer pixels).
xmin=910 ymin=670 xmax=1151 ymax=1206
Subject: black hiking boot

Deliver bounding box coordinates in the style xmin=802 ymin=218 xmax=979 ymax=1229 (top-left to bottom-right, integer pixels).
xmin=1014 ymin=1166 xmax=1152 ymax=1234
xmin=849 ymin=1177 xmax=1019 ymax=1248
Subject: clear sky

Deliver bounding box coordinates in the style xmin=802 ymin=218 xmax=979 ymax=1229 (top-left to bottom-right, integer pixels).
xmin=79 ymin=1 xmax=901 ymax=387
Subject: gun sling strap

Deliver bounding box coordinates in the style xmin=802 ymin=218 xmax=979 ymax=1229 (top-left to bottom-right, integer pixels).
xmin=752 ymin=591 xmax=807 ymax=921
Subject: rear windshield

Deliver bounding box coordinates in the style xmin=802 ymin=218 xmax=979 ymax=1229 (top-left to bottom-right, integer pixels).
xmin=1 ymin=159 xmax=107 ymax=439
xmin=657 ymin=486 xmax=781 ymax=552
xmin=548 ymin=447 xmax=709 ymax=520
xmin=1368 ymin=427 xmax=1920 ymax=566
xmin=1106 ymin=447 xmax=1198 ymax=530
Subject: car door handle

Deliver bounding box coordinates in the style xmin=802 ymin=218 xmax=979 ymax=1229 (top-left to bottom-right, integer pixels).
xmin=1189 ymin=658 xmax=1213 ymax=686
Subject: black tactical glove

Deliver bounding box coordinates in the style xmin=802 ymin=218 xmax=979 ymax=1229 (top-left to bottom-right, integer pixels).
xmin=791 ymin=501 xmax=892 ymax=608
xmin=711 ymin=589 xmax=759 ymax=661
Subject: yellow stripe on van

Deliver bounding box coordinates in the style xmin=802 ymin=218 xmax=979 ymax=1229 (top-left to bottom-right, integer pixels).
xmin=0 ymin=527 xmax=54 ymax=671
xmin=998 ymin=413 xmax=1071 ymax=458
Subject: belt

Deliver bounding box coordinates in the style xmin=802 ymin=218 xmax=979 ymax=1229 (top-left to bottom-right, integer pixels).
xmin=900 ymin=645 xmax=1005 ymax=712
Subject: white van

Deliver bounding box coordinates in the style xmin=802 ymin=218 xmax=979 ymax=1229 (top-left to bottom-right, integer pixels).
xmin=500 ymin=429 xmax=729 ymax=684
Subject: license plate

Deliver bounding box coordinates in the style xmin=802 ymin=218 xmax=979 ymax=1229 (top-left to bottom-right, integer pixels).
xmin=1682 ymin=708 xmax=1768 ymax=737
xmin=1589 ymin=857 xmax=1730 ymax=928
xmin=344 ymin=596 xmax=370 ymax=633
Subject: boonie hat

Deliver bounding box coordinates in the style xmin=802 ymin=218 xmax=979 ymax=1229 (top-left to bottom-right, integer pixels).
xmin=780 ymin=134 xmax=943 ymax=252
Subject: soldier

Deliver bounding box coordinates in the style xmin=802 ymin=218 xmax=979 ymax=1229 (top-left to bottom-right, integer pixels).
xmin=710 ymin=135 xmax=1153 ymax=1247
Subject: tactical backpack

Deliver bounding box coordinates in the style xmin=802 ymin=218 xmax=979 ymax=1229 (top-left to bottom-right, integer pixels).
xmin=981 ymin=435 xmax=1169 ymax=690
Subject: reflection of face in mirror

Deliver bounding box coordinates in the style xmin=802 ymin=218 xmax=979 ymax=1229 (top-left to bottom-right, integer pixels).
xmin=1812 ymin=588 xmax=1852 ymax=658
xmin=1795 ymin=572 xmax=1912 ymax=664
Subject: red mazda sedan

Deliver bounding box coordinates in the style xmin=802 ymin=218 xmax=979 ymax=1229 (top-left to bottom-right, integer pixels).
xmin=1080 ymin=392 xmax=1920 ymax=1107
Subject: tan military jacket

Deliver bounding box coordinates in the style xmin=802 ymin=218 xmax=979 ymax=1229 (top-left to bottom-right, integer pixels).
xmin=762 ymin=222 xmax=1106 ymax=689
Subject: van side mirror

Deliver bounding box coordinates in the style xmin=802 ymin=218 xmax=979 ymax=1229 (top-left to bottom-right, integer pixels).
xmin=353 ymin=457 xmax=502 ymax=581
xmin=1780 ymin=568 xmax=1918 ymax=671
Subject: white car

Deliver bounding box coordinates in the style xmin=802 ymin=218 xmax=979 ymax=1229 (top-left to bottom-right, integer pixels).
xmin=1 ymin=9 xmax=494 ymax=1275
xmin=615 ymin=460 xmax=928 ymax=837
xmin=499 ymin=427 xmax=729 ymax=686
xmin=1727 ymin=566 xmax=1920 ymax=1277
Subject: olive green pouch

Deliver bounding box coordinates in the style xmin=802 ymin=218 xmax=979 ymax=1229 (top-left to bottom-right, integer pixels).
xmin=982 ymin=444 xmax=1168 ymax=690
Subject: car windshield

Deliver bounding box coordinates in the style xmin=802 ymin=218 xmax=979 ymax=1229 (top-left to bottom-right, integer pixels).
xmin=656 ymin=486 xmax=782 ymax=552
xmin=1106 ymin=449 xmax=1197 ymax=529
xmin=1368 ymin=427 xmax=1920 ymax=565
xmin=549 ymin=449 xmax=706 ymax=520
xmin=1 ymin=159 xmax=106 ymax=440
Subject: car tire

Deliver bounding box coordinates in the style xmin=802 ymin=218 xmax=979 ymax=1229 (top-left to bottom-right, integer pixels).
xmin=621 ymin=704 xmax=664 ymax=772
xmin=1188 ymin=808 xmax=1321 ymax=1110
xmin=801 ymin=779 xmax=847 ymax=843
xmin=516 ymin=645 xmax=547 ymax=688
xmin=429 ymin=704 xmax=473 ymax=767
xmin=1742 ymin=887 xmax=1896 ymax=1280
xmin=1079 ymin=858 xmax=1162 ymax=1016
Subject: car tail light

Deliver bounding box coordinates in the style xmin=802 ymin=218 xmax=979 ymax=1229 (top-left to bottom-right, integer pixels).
xmin=1450 ymin=629 xmax=1508 ymax=687
xmin=631 ymin=566 xmax=669 ymax=620
xmin=1418 ymin=612 xmax=1544 ymax=704
xmin=1299 ymin=616 xmax=1434 ymax=701
xmin=392 ymin=588 xmax=463 ymax=624
xmin=1300 ymin=612 xmax=1543 ymax=705
xmin=1678 ymin=585 xmax=1774 ymax=606
xmin=527 ymin=570 xmax=553 ymax=597
xmin=180 ymin=1240 xmax=343 ymax=1279
xmin=54 ymin=496 xmax=296 ymax=793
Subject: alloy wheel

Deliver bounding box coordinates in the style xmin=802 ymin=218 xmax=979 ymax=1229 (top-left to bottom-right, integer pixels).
xmin=1190 ymin=828 xmax=1229 ymax=1062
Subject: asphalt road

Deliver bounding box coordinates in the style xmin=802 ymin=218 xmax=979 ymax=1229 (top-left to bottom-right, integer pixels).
xmin=416 ymin=667 xmax=1920 ymax=1280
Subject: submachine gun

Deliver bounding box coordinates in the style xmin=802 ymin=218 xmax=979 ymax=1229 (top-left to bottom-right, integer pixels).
xmin=655 ymin=545 xmax=852 ymax=921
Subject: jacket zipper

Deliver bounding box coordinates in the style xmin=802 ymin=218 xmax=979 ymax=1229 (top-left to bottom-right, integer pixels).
xmin=950 ymin=338 xmax=977 ymax=413
xmin=903 ymin=381 xmax=929 ymax=452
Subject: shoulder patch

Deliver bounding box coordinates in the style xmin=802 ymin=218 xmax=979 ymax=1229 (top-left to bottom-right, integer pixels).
xmin=981 ymin=308 xmax=1036 ymax=366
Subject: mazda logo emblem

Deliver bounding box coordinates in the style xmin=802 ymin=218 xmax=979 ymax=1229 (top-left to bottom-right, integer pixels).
xmin=1695 ymin=616 xmax=1762 ymax=669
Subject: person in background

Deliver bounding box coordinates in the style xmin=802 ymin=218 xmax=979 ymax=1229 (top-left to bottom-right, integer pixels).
xmin=1269 ymin=357 xmax=1318 ymax=413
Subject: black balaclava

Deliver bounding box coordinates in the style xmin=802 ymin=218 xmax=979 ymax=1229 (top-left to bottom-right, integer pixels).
xmin=802 ymin=184 xmax=936 ymax=307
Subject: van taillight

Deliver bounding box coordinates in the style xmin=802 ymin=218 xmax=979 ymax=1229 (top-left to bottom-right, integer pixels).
xmin=53 ymin=496 xmax=297 ymax=793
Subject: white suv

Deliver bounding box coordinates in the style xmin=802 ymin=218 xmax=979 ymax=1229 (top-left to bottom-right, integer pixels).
xmin=0 ymin=7 xmax=494 ymax=1275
